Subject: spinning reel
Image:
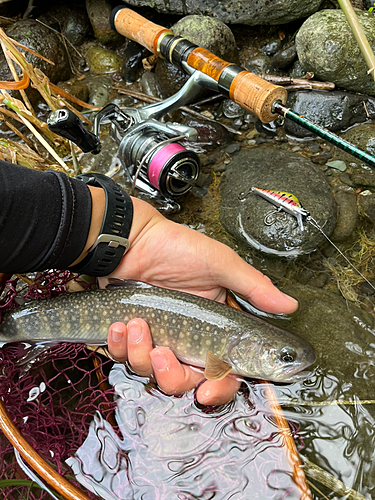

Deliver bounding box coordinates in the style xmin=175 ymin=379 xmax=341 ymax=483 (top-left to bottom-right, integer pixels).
xmin=48 ymin=69 xmax=220 ymax=211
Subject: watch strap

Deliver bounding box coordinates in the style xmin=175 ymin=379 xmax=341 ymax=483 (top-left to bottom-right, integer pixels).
xmin=68 ymin=173 xmax=133 ymax=277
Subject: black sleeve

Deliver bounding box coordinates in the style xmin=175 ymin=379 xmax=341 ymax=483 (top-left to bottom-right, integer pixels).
xmin=0 ymin=161 xmax=92 ymax=273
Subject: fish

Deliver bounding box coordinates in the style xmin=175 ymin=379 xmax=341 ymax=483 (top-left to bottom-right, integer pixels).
xmin=0 ymin=279 xmax=316 ymax=383
xmin=251 ymin=186 xmax=310 ymax=231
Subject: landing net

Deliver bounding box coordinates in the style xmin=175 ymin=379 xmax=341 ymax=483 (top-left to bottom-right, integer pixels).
xmin=0 ymin=272 xmax=116 ymax=500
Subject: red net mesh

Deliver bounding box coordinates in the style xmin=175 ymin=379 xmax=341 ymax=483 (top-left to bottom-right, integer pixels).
xmin=0 ymin=272 xmax=116 ymax=500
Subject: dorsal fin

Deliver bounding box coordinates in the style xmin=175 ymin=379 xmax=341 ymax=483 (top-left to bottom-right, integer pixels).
xmin=106 ymin=279 xmax=154 ymax=290
xmin=204 ymin=351 xmax=232 ymax=381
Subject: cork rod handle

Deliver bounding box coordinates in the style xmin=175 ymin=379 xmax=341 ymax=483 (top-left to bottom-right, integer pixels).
xmin=112 ymin=8 xmax=169 ymax=54
xmin=112 ymin=8 xmax=287 ymax=122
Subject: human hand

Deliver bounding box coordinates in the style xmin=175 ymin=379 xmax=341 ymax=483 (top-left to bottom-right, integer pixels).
xmin=100 ymin=197 xmax=298 ymax=311
xmin=107 ymin=319 xmax=241 ymax=406
xmin=102 ymin=197 xmax=299 ymax=406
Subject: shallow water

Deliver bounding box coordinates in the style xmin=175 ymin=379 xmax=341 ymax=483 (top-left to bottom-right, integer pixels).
xmin=64 ymin=360 xmax=374 ymax=500
xmin=67 ymin=364 xmax=304 ymax=500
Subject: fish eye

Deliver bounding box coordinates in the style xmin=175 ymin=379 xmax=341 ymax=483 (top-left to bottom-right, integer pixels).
xmin=278 ymin=347 xmax=297 ymax=363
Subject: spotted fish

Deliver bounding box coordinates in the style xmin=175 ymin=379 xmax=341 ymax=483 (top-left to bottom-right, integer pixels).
xmin=251 ymin=187 xmax=310 ymax=231
xmin=0 ymin=280 xmax=315 ymax=383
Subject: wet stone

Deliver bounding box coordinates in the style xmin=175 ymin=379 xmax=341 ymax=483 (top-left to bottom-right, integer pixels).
xmin=296 ymin=10 xmax=375 ymax=95
xmin=219 ymin=146 xmax=336 ymax=256
xmin=330 ymin=185 xmax=358 ymax=242
xmin=86 ymin=0 xmax=122 ymax=44
xmin=86 ymin=46 xmax=122 ymax=75
xmin=225 ymin=144 xmax=241 ymax=155
xmin=335 ymin=123 xmax=375 ymax=178
xmin=358 ymin=191 xmax=375 ymax=224
xmin=285 ymin=90 xmax=375 ymax=138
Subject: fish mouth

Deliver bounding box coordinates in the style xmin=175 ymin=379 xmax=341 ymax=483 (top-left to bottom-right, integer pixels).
xmin=274 ymin=363 xmax=314 ymax=383
xmin=282 ymin=370 xmax=312 ymax=382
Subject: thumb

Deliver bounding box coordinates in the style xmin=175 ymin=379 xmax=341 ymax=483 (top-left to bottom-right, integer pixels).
xmin=215 ymin=246 xmax=298 ymax=315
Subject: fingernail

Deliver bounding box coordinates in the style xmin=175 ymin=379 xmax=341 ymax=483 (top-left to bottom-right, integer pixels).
xmin=150 ymin=352 xmax=169 ymax=372
xmin=128 ymin=321 xmax=143 ymax=344
xmin=111 ymin=328 xmax=124 ymax=343
xmin=282 ymin=293 xmax=298 ymax=306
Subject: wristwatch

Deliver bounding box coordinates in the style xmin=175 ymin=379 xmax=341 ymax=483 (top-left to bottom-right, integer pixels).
xmin=68 ymin=173 xmax=133 ymax=277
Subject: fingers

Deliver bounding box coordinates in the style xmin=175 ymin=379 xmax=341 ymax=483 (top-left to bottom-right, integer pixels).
xmin=107 ymin=320 xmax=239 ymax=406
xmin=214 ymin=243 xmax=298 ymax=314
xmin=149 ymin=346 xmax=204 ymax=395
xmin=108 ymin=319 xmax=154 ymax=376
xmin=196 ymin=375 xmax=241 ymax=406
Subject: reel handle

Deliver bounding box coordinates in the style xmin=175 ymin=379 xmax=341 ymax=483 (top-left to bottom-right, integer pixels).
xmin=47 ymin=109 xmax=101 ymax=154
xmin=111 ymin=7 xmax=287 ymax=123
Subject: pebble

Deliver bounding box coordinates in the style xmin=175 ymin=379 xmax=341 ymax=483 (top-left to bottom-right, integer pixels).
xmin=225 ymin=144 xmax=241 ymax=154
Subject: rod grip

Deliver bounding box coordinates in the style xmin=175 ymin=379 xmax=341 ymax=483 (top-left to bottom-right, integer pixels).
xmin=111 ymin=7 xmax=167 ymax=54
xmin=112 ymin=7 xmax=288 ymax=122
xmin=229 ymin=71 xmax=287 ymax=123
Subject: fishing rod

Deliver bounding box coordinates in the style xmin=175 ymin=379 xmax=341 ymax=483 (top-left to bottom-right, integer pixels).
xmin=110 ymin=7 xmax=375 ymax=170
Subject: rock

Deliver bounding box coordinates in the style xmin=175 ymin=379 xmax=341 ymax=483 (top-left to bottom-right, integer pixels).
xmin=55 ymin=78 xmax=89 ymax=107
xmin=86 ymin=0 xmax=122 ymax=44
xmin=330 ymin=184 xmax=358 ymax=242
xmin=86 ymin=46 xmax=122 ymax=74
xmin=140 ymin=71 xmax=162 ymax=98
xmin=219 ymin=147 xmax=336 ymax=256
xmin=154 ymin=15 xmax=238 ymax=97
xmin=270 ymin=41 xmax=297 ymax=70
xmin=296 ymin=9 xmax=375 ymax=95
xmin=38 ymin=4 xmax=92 ymax=46
xmin=284 ymin=90 xmax=375 ymax=138
xmin=120 ymin=40 xmax=151 ymax=84
xmin=326 ymin=160 xmax=347 ymax=172
xmin=84 ymin=75 xmax=113 ymax=107
xmin=182 ymin=117 xmax=232 ymax=146
xmin=239 ymin=46 xmax=274 ymax=75
xmin=220 ymin=100 xmax=246 ymax=120
xmin=358 ymin=190 xmax=375 ymax=223
xmin=0 ymin=19 xmax=70 ymax=85
xmin=225 ymin=143 xmax=240 ymax=155
xmin=121 ymin=0 xmax=322 ymax=26
xmin=334 ymin=124 xmax=375 ymax=184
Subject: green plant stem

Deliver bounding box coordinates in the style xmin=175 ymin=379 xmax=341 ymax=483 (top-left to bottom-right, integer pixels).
xmin=338 ymin=0 xmax=375 ymax=80
xmin=0 ymin=479 xmax=42 ymax=488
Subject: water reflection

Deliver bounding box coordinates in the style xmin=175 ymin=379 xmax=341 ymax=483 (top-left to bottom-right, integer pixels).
xmin=67 ymin=364 xmax=303 ymax=500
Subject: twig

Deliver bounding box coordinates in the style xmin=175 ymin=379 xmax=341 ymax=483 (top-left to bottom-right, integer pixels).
xmin=0 ymin=112 xmax=36 ymax=150
xmin=300 ymin=454 xmax=368 ymax=500
xmin=259 ymin=73 xmax=335 ymax=90
xmin=18 ymin=113 xmax=72 ymax=173
xmin=1 ymin=91 xmax=58 ymax=143
xmin=1 ymin=41 xmax=35 ymax=115
xmin=115 ymin=86 xmax=242 ymax=135
xmin=8 ymin=37 xmax=55 ymax=65
xmin=338 ymin=0 xmax=375 ymax=80
xmin=35 ymin=19 xmax=83 ymax=59
xmin=306 ymin=480 xmax=330 ymax=500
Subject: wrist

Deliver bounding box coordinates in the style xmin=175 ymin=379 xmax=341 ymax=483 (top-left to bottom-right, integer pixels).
xmin=68 ymin=174 xmax=133 ymax=276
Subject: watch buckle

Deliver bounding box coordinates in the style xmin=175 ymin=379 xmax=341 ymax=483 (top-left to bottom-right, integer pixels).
xmin=89 ymin=233 xmax=130 ymax=253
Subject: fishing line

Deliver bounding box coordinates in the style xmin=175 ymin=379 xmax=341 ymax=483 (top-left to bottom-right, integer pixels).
xmin=251 ymin=187 xmax=375 ymax=293
xmin=306 ymin=216 xmax=375 ymax=292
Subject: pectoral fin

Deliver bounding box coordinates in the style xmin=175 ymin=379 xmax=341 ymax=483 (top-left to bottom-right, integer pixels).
xmin=204 ymin=351 xmax=232 ymax=381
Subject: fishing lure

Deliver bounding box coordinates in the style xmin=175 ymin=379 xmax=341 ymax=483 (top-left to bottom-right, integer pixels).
xmin=251 ymin=186 xmax=375 ymax=293
xmin=251 ymin=187 xmax=309 ymax=231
